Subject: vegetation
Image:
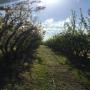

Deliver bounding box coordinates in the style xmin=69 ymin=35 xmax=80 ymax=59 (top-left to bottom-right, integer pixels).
xmin=45 ymin=10 xmax=90 ymax=58
xmin=0 ymin=0 xmax=44 ymax=89
xmin=27 ymin=45 xmax=88 ymax=90
xmin=0 ymin=0 xmax=90 ymax=90
xmin=45 ymin=10 xmax=90 ymax=89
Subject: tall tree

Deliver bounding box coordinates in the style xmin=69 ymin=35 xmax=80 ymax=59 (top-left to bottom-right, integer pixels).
xmin=0 ymin=0 xmax=45 ymax=88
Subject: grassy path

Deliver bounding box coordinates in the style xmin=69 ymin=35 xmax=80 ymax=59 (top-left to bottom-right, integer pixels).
xmin=30 ymin=45 xmax=87 ymax=90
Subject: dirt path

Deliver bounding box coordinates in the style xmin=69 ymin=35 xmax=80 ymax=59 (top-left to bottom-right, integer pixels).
xmin=31 ymin=45 xmax=87 ymax=90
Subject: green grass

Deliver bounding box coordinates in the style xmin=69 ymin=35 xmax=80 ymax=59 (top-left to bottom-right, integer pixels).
xmin=32 ymin=64 xmax=47 ymax=79
xmin=71 ymin=68 xmax=90 ymax=86
xmin=27 ymin=45 xmax=88 ymax=90
xmin=3 ymin=45 xmax=89 ymax=90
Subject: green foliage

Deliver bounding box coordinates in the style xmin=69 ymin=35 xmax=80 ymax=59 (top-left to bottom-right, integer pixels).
xmin=46 ymin=10 xmax=90 ymax=58
xmin=0 ymin=1 xmax=44 ymax=89
xmin=45 ymin=10 xmax=90 ymax=88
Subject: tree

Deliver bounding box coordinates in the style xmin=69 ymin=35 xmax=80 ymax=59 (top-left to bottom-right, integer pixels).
xmin=0 ymin=0 xmax=45 ymax=88
xmin=46 ymin=9 xmax=90 ymax=58
xmin=0 ymin=0 xmax=45 ymax=57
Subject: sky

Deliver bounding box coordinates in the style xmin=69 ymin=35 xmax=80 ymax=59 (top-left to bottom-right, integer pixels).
xmin=0 ymin=0 xmax=90 ymax=40
xmin=39 ymin=0 xmax=90 ymax=40
xmin=39 ymin=0 xmax=90 ymax=21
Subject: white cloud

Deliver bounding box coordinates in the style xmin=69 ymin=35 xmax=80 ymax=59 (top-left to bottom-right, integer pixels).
xmin=43 ymin=17 xmax=70 ymax=29
xmin=42 ymin=17 xmax=71 ymax=40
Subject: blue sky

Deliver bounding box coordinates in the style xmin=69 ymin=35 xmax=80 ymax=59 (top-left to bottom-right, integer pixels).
xmin=39 ymin=0 xmax=90 ymax=40
xmin=0 ymin=0 xmax=90 ymax=40
xmin=40 ymin=0 xmax=90 ymax=21
xmin=0 ymin=0 xmax=89 ymax=21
